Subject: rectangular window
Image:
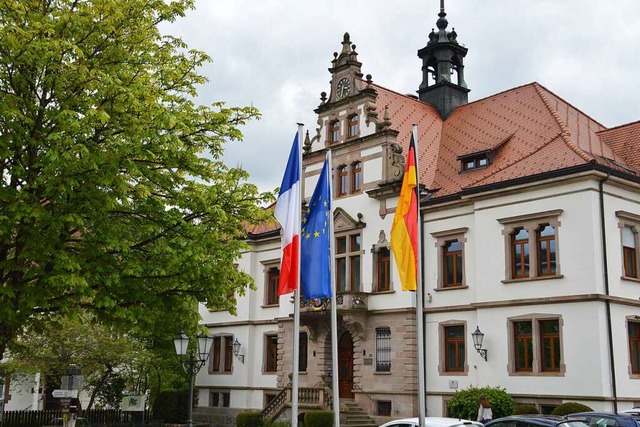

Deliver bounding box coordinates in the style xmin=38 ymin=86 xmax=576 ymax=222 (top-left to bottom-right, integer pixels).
xmin=498 ymin=210 xmax=562 ymax=281
xmin=348 ymin=115 xmax=359 ymax=138
xmin=376 ymin=327 xmax=391 ymax=372
xmin=212 ymin=337 xmax=221 ymax=372
xmin=210 ymin=391 xmax=230 ymax=408
xmin=509 ymin=316 xmax=564 ymax=376
xmin=431 ymin=228 xmax=468 ymax=289
xmin=540 ymin=319 xmax=560 ymax=372
xmin=620 ymin=222 xmax=639 ymax=279
xmin=266 ymin=266 xmax=279 ymax=305
xmin=351 ymin=161 xmax=362 ymax=193
xmin=223 ymin=336 xmax=233 ymax=372
xmin=211 ymin=336 xmax=233 ymax=373
xmin=266 ymin=335 xmax=278 ymax=373
xmin=335 ymin=233 xmax=362 ymax=292
xmin=629 ymin=321 xmax=640 ymax=375
xmin=299 ymin=332 xmax=308 ymax=372
xmin=377 ymin=401 xmax=392 ymax=416
xmin=443 ymin=240 xmax=463 ymax=287
xmin=375 ymin=247 xmax=391 ymax=292
xmin=337 ymin=165 xmax=348 ymax=197
xmin=329 ymin=120 xmax=340 ymax=144
xmin=514 ymin=321 xmax=533 ymax=372
xmin=444 ymin=325 xmax=465 ymax=372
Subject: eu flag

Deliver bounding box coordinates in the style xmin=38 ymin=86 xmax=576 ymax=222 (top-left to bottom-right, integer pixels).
xmin=300 ymin=159 xmax=332 ymax=300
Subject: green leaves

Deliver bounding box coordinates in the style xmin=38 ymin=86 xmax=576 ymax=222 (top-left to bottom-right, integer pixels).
xmin=0 ymin=0 xmax=274 ymax=360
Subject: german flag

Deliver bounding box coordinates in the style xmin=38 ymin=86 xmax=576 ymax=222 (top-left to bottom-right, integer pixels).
xmin=390 ymin=133 xmax=418 ymax=291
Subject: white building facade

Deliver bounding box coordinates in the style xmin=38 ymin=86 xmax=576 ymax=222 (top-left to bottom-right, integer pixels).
xmin=196 ymin=6 xmax=640 ymax=425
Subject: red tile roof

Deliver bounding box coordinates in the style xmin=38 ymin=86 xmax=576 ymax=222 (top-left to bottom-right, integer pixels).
xmin=373 ymin=82 xmax=638 ymax=198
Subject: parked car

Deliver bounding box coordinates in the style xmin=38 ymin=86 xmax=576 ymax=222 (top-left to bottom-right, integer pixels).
xmin=485 ymin=415 xmax=589 ymax=427
xmin=380 ymin=416 xmax=484 ymax=427
xmin=619 ymin=409 xmax=640 ymax=418
xmin=566 ymin=412 xmax=640 ymax=427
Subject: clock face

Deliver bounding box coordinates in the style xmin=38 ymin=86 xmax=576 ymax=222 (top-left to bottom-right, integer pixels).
xmin=336 ymin=77 xmax=351 ymax=98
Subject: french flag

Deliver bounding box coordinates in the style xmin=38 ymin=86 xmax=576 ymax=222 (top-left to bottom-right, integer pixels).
xmin=274 ymin=132 xmax=301 ymax=296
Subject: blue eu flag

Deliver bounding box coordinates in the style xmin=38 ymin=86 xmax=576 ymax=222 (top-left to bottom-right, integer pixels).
xmin=300 ymin=159 xmax=332 ymax=300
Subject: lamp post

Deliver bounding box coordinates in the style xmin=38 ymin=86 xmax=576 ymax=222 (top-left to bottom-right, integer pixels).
xmin=174 ymin=331 xmax=214 ymax=427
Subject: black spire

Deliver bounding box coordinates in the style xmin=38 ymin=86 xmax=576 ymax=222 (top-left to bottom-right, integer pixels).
xmin=417 ymin=0 xmax=469 ymax=119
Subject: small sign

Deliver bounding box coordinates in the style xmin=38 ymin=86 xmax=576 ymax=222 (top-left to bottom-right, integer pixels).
xmin=448 ymin=380 xmax=458 ymax=389
xmin=53 ymin=389 xmax=78 ymax=398
xmin=121 ymin=395 xmax=146 ymax=412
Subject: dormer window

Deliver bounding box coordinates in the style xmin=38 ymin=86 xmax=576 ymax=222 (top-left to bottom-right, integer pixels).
xmin=458 ymin=151 xmax=491 ymax=172
xmin=329 ymin=120 xmax=340 ymax=144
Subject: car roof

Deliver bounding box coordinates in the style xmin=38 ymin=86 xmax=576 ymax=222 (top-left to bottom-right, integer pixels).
xmin=380 ymin=417 xmax=484 ymax=427
xmin=486 ymin=415 xmax=566 ymax=426
xmin=569 ymin=412 xmax=639 ymax=418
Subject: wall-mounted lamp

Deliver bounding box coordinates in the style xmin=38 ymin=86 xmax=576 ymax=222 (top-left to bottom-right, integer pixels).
xmin=471 ymin=326 xmax=488 ymax=361
xmin=232 ymin=338 xmax=245 ymax=364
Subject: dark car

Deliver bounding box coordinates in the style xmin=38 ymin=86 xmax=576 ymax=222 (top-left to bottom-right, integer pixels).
xmin=566 ymin=412 xmax=640 ymax=427
xmin=485 ymin=415 xmax=589 ymax=427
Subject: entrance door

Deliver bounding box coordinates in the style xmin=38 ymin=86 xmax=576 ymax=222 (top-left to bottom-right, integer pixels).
xmin=338 ymin=332 xmax=354 ymax=398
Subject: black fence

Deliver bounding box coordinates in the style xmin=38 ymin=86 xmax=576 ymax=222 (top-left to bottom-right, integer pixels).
xmin=1 ymin=409 xmax=161 ymax=427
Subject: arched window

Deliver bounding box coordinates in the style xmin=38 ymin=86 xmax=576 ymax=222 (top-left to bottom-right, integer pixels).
xmin=537 ymin=224 xmax=556 ymax=276
xmin=511 ymin=228 xmax=529 ymax=279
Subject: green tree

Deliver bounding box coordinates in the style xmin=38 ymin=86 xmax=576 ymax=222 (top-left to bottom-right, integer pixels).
xmin=0 ymin=0 xmax=272 ymax=359
xmin=9 ymin=316 xmax=151 ymax=410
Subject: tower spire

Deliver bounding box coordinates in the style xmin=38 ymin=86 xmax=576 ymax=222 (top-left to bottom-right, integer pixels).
xmin=416 ymin=2 xmax=470 ymax=119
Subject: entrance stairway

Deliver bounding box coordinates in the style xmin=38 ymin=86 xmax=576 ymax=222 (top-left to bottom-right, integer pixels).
xmin=341 ymin=401 xmax=378 ymax=427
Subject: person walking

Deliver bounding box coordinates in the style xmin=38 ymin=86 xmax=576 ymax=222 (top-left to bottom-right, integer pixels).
xmin=477 ymin=396 xmax=493 ymax=425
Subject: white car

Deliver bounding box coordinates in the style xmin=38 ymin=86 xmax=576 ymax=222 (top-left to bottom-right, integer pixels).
xmin=379 ymin=416 xmax=485 ymax=427
xmin=619 ymin=408 xmax=640 ymax=416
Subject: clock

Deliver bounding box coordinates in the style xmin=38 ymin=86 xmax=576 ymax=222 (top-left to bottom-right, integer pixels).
xmin=336 ymin=77 xmax=351 ymax=99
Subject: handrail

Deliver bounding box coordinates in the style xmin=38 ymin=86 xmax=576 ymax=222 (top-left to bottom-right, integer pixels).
xmin=261 ymin=385 xmax=332 ymax=422
xmin=353 ymin=382 xmax=376 ymax=405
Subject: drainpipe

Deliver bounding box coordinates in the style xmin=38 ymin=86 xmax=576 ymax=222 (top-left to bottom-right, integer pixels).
xmin=599 ymin=173 xmax=618 ymax=411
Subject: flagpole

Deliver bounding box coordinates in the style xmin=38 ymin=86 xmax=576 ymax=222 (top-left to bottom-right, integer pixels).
xmin=326 ymin=150 xmax=341 ymax=427
xmin=291 ymin=123 xmax=304 ymax=427
xmin=412 ymin=124 xmax=427 ymax=426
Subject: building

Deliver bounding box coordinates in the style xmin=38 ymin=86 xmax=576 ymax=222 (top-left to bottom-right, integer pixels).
xmin=196 ymin=3 xmax=640 ymax=425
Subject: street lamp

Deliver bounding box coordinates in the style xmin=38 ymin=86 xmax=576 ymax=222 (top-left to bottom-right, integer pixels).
xmin=471 ymin=326 xmax=488 ymax=361
xmin=173 ymin=331 xmax=214 ymax=427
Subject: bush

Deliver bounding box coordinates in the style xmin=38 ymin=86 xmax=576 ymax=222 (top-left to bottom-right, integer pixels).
xmin=513 ymin=404 xmax=539 ymax=415
xmin=551 ymin=402 xmax=593 ymax=416
xmin=448 ymin=386 xmax=516 ymax=421
xmin=236 ymin=411 xmax=265 ymax=427
xmin=152 ymin=390 xmax=189 ymax=423
xmin=304 ymin=410 xmax=334 ymax=427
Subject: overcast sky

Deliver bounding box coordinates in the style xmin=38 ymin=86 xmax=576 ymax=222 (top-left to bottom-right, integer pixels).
xmin=165 ymin=0 xmax=640 ymax=193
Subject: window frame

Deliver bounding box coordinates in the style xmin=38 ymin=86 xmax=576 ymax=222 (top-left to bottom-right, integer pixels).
xmin=209 ymin=390 xmax=231 ymax=408
xmin=374 ymin=246 xmax=392 ymax=293
xmin=438 ymin=321 xmax=468 ymax=375
xmin=264 ymin=333 xmax=279 ymax=374
xmin=263 ymin=263 xmax=280 ymax=306
xmin=337 ymin=165 xmax=348 ymax=197
xmin=375 ymin=327 xmax=392 ymax=373
xmin=299 ymin=331 xmax=308 ymax=373
xmin=507 ymin=314 xmax=565 ymax=376
xmin=498 ymin=210 xmax=563 ymax=282
xmin=627 ymin=317 xmax=640 ymax=377
xmin=329 ymin=119 xmax=340 ymax=144
xmin=210 ymin=335 xmax=234 ymax=374
xmin=431 ymin=228 xmax=468 ymax=290
xmin=616 ymin=211 xmax=640 ymax=281
xmin=347 ymin=114 xmax=360 ymax=139
xmin=335 ymin=232 xmax=362 ymax=292
xmin=351 ymin=161 xmax=362 ymax=194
